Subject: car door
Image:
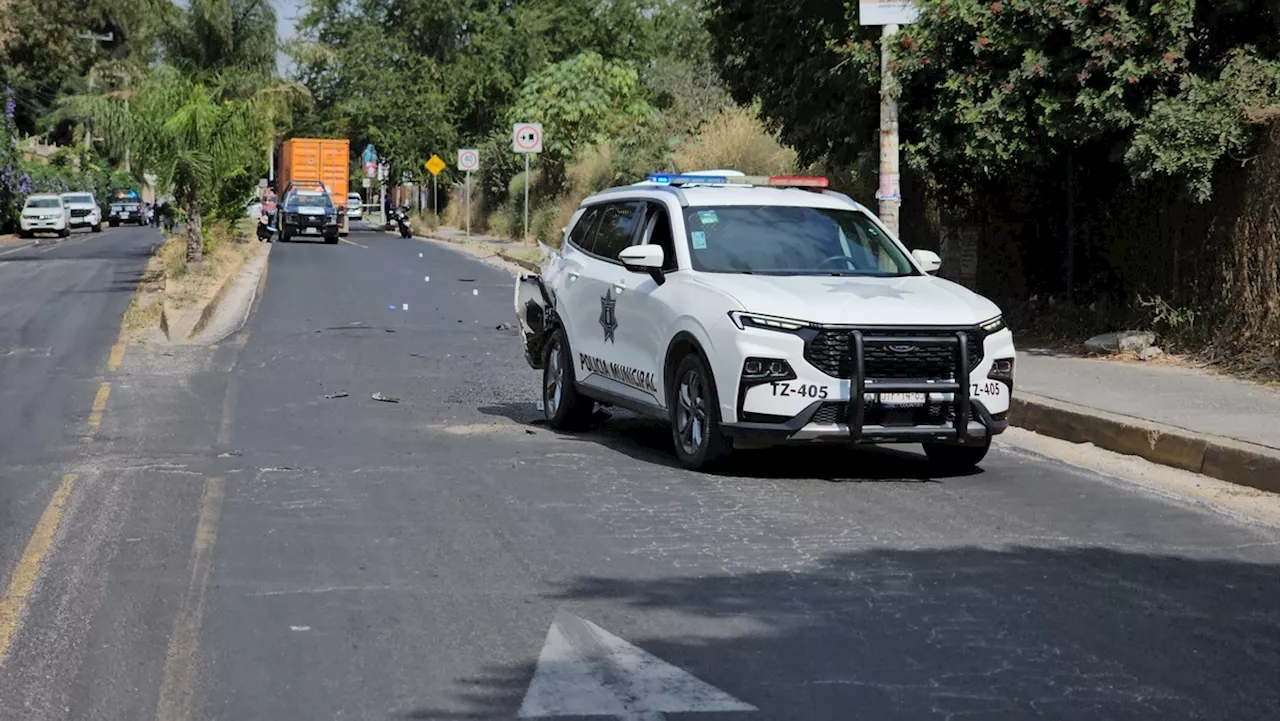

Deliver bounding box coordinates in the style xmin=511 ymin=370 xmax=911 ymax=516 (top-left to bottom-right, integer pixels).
xmin=609 ymin=201 xmax=682 ymax=409
xmin=572 ymin=200 xmax=657 ymax=405
xmin=555 ymin=204 xmax=605 ymax=368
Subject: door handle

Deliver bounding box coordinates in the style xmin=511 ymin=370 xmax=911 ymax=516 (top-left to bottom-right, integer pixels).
xmin=612 ymin=281 xmax=626 ymax=293
xmin=567 ymin=271 xmax=580 ymax=281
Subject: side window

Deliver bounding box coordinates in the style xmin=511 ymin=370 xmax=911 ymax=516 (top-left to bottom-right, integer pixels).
xmin=644 ymin=203 xmax=678 ymax=271
xmin=592 ymin=202 xmax=646 ymax=262
xmin=566 ymin=206 xmax=603 ymax=253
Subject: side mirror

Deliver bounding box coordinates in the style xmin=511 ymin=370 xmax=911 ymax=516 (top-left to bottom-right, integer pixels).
xmin=618 ymin=245 xmax=666 ymax=285
xmin=912 ymin=249 xmax=942 ymax=274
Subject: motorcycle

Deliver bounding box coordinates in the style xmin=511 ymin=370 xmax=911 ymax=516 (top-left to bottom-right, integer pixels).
xmin=387 ymin=205 xmax=412 ymax=238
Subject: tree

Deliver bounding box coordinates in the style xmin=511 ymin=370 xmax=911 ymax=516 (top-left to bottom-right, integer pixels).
xmin=507 ymin=52 xmax=653 ymax=168
xmin=707 ymin=0 xmax=1280 ymax=201
xmin=66 ymin=67 xmax=271 ymax=261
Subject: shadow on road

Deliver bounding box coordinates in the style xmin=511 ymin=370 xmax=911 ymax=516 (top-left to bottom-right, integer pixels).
xmin=402 ymin=545 xmax=1280 ymax=720
xmin=479 ymin=402 xmax=971 ymax=482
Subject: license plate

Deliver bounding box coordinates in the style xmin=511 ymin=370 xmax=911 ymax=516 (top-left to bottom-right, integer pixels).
xmin=304 ymin=227 xmax=318 ymax=233
xmin=867 ymin=392 xmax=926 ymax=407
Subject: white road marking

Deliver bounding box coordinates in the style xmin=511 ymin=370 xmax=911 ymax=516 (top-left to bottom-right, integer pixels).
xmin=519 ymin=611 xmax=756 ymax=719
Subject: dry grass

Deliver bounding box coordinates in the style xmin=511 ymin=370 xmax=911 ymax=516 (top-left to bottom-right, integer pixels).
xmin=121 ymin=219 xmax=258 ymax=337
xmin=673 ymin=104 xmax=798 ymax=175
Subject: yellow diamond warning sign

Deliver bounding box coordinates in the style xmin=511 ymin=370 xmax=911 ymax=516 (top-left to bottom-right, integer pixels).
xmin=425 ymin=155 xmax=446 ymax=176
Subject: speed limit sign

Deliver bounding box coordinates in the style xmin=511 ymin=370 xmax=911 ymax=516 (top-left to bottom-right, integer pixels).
xmin=511 ymin=123 xmax=543 ymax=154
xmin=457 ymin=148 xmax=479 ymax=171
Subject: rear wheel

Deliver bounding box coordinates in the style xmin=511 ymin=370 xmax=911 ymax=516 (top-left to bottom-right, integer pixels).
xmin=923 ymin=439 xmax=991 ymax=472
xmin=669 ymin=353 xmax=732 ymax=471
xmin=542 ymin=328 xmax=594 ymax=431
xmin=109 ymin=219 xmax=118 ymax=227
xmin=324 ymin=234 xmax=339 ymax=244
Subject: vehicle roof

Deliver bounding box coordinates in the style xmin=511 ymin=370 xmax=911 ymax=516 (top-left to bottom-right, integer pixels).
xmin=61 ymin=191 xmax=94 ymax=196
xmin=25 ymin=193 xmax=63 ymax=200
xmin=584 ymin=184 xmax=861 ymax=212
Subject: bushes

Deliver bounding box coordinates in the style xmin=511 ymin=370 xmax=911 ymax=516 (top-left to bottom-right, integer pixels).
xmin=673 ymin=104 xmax=798 ymax=175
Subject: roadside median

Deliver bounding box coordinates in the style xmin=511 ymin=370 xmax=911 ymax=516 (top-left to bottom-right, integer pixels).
xmin=123 ymin=222 xmax=270 ymax=344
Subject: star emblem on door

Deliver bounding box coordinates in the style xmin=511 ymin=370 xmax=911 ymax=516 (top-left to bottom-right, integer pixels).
xmin=599 ymin=288 xmax=618 ymax=343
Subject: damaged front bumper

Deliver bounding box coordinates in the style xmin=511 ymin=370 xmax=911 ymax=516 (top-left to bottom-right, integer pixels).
xmin=515 ymin=272 xmax=554 ymax=370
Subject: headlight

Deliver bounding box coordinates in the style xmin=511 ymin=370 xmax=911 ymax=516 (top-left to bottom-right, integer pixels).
xmin=326 ymin=215 xmax=338 ymax=225
xmin=728 ymin=311 xmax=809 ymax=331
xmin=979 ymin=315 xmax=1006 ymax=333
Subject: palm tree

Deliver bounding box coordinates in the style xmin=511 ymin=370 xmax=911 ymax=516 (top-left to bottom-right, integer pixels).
xmin=63 ymin=66 xmax=271 ymax=261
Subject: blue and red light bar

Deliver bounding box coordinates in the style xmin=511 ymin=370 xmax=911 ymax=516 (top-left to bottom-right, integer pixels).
xmin=647 ymin=173 xmax=829 ymax=189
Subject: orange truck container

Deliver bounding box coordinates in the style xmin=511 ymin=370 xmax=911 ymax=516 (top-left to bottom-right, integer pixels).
xmin=278 ymin=138 xmax=351 ymax=234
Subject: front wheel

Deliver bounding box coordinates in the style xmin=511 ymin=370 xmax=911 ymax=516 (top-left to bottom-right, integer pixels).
xmin=669 ymin=353 xmax=731 ymax=471
xmin=542 ymin=328 xmax=594 ymax=431
xmin=399 ymin=226 xmax=412 ymax=238
xmin=91 ymin=222 xmax=102 ymax=233
xmin=923 ymin=439 xmax=991 ymax=473
xmin=58 ymin=226 xmax=70 ymax=238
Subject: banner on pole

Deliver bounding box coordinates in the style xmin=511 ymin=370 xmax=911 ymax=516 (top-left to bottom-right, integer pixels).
xmin=859 ymin=0 xmax=918 ymax=25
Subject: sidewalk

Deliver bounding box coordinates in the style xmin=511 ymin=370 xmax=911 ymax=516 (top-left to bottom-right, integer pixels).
xmin=1015 ymin=351 xmax=1280 ymax=492
xmin=426 ymin=226 xmax=542 ymax=270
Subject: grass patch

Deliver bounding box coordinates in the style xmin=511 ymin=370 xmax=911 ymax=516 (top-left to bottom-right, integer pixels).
xmin=121 ymin=219 xmax=259 ymax=338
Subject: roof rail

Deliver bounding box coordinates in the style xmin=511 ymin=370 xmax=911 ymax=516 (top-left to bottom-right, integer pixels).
xmin=590 ymin=183 xmax=690 ymax=207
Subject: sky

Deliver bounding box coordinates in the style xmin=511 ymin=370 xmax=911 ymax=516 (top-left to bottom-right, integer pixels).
xmin=272 ymin=0 xmax=300 ymax=72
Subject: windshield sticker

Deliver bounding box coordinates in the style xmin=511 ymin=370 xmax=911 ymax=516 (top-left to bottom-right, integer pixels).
xmin=696 ymin=210 xmax=718 ymax=225
xmin=690 ymin=231 xmax=707 ymax=249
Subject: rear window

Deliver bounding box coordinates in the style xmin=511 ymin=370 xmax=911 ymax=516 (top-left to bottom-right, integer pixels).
xmin=26 ymin=197 xmax=62 ymax=208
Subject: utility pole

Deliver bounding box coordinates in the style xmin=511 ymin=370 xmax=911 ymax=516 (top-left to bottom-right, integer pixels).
xmin=877 ymin=22 xmax=902 ymax=237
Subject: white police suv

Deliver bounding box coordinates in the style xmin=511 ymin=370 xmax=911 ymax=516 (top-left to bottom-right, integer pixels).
xmin=515 ymin=171 xmax=1015 ymax=471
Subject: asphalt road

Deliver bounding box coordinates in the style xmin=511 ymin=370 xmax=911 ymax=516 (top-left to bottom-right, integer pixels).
xmin=1 ymin=224 xmax=1278 ymax=720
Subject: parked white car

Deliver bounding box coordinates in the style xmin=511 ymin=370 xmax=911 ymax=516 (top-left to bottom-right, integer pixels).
xmin=515 ymin=171 xmax=1016 ymax=472
xmin=60 ymin=192 xmax=103 ymax=233
xmin=19 ymin=194 xmax=71 ymax=238
xmin=347 ymin=193 xmax=364 ymax=220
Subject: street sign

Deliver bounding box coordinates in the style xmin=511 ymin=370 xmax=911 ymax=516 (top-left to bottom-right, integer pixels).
xmin=362 ymin=177 xmax=372 ymax=188
xmin=859 ymin=0 xmax=918 ymax=25
xmin=512 ymin=123 xmax=543 ymax=154
xmin=457 ymin=149 xmax=479 ymax=172
xmin=425 ymin=155 xmax=446 ymax=176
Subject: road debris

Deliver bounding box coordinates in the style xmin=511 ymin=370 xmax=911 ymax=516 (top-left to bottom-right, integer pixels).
xmin=371 ymin=392 xmax=401 ymax=403
xmin=536 ymin=400 xmax=545 ymax=411
xmin=385 ymin=328 xmax=396 ymax=333
xmin=403 ymin=303 xmax=409 ymax=310
xmin=472 ymin=289 xmax=479 ymax=296
xmin=495 ymin=323 xmax=513 ymax=331
xmin=458 ymin=278 xmax=475 ymax=282
xmin=424 ymin=276 xmax=430 ymax=282
xmin=324 ymin=391 xmax=349 ymax=399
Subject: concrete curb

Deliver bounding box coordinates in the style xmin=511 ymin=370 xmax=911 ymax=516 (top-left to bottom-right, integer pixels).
xmin=496 ymin=249 xmax=540 ymax=273
xmin=1011 ymin=393 xmax=1280 ymax=493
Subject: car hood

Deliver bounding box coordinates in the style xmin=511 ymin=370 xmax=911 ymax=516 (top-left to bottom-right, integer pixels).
xmin=697 ymin=273 xmax=1002 ymax=326
xmin=63 ymin=202 xmax=97 ymax=210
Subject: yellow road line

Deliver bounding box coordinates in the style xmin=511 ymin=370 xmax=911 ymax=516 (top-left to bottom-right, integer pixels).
xmin=339 ymin=237 xmax=368 ymax=248
xmin=0 ymin=473 xmax=78 ymax=664
xmin=107 ymin=341 xmax=126 ymax=372
xmin=83 ymin=382 xmax=111 ymax=442
xmin=155 ymin=477 xmax=225 ymax=721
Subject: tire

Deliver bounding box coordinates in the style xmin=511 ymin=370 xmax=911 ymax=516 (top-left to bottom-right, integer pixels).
xmin=669 ymin=352 xmax=732 ymax=471
xmin=18 ymin=230 xmax=30 ymax=239
xmin=399 ymin=227 xmax=411 ymax=238
xmin=324 ymin=234 xmax=339 ymax=244
xmin=923 ymin=439 xmax=991 ymax=472
xmin=91 ymin=222 xmax=102 ymax=233
xmin=59 ymin=226 xmax=70 ymax=238
xmin=542 ymin=328 xmax=595 ymax=431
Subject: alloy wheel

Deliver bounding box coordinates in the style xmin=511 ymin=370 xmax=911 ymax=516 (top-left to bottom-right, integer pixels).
xmin=545 ymin=342 xmax=564 ymax=416
xmin=676 ymin=369 xmax=707 ymax=456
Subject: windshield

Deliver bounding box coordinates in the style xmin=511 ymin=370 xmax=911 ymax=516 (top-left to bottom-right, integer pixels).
xmin=26 ymin=198 xmax=62 ymax=209
xmin=683 ymin=205 xmax=916 ymax=277
xmin=64 ymin=194 xmax=94 ymax=204
xmin=286 ymin=193 xmax=334 ymax=210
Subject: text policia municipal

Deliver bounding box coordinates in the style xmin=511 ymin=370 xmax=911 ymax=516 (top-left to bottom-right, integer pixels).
xmin=579 ymin=353 xmax=658 ymax=394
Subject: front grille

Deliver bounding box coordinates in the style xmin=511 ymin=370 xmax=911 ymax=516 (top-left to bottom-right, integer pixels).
xmin=805 ymin=328 xmax=984 ymax=379
xmin=811 ymin=401 xmax=956 ymax=427
xmin=71 ymin=209 xmax=91 ymax=217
